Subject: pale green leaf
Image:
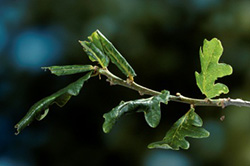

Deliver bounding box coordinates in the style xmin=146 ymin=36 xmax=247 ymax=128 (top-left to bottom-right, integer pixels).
xmin=15 ymin=72 xmax=92 ymax=135
xmin=103 ymin=90 xmax=170 ymax=133
xmin=42 ymin=65 xmax=94 ymax=76
xmin=195 ymin=38 xmax=233 ymax=98
xmin=96 ymin=30 xmax=137 ymax=79
xmin=148 ymin=108 xmax=210 ymax=150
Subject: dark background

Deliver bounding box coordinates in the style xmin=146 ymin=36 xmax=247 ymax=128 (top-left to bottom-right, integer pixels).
xmin=1 ymin=0 xmax=250 ymax=166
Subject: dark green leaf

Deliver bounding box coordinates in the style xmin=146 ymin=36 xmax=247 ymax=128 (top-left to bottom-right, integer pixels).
xmin=79 ymin=31 xmax=109 ymax=68
xmin=195 ymin=38 xmax=233 ymax=98
xmin=15 ymin=72 xmax=92 ymax=135
xmin=96 ymin=30 xmax=136 ymax=79
xmin=148 ymin=108 xmax=209 ymax=150
xmin=103 ymin=90 xmax=170 ymax=133
xmin=42 ymin=65 xmax=94 ymax=76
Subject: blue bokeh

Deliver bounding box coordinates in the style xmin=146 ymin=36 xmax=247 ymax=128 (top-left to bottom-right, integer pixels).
xmin=144 ymin=150 xmax=193 ymax=166
xmin=197 ymin=120 xmax=226 ymax=158
xmin=0 ymin=1 xmax=27 ymax=26
xmin=191 ymin=0 xmax=222 ymax=11
xmin=0 ymin=156 xmax=32 ymax=166
xmin=0 ymin=21 xmax=8 ymax=52
xmin=12 ymin=29 xmax=62 ymax=72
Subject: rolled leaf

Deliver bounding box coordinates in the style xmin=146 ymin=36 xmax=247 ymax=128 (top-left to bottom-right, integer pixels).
xmin=15 ymin=72 xmax=92 ymax=135
xmin=42 ymin=65 xmax=94 ymax=76
xmin=96 ymin=30 xmax=136 ymax=79
xmin=195 ymin=38 xmax=233 ymax=98
xmin=79 ymin=34 xmax=109 ymax=68
xmin=148 ymin=108 xmax=210 ymax=150
xmin=103 ymin=90 xmax=170 ymax=133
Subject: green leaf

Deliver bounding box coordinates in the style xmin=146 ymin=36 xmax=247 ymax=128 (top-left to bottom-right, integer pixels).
xmin=96 ymin=30 xmax=137 ymax=79
xmin=41 ymin=65 xmax=94 ymax=76
xmin=103 ymin=90 xmax=170 ymax=133
xmin=195 ymin=38 xmax=233 ymax=98
xmin=148 ymin=108 xmax=210 ymax=150
xmin=79 ymin=31 xmax=109 ymax=68
xmin=15 ymin=72 xmax=92 ymax=135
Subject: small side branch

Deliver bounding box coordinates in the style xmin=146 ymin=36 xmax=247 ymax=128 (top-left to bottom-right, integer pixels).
xmin=96 ymin=67 xmax=250 ymax=108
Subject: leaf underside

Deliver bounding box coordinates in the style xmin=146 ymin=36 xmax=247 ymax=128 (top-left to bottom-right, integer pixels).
xmin=195 ymin=38 xmax=233 ymax=99
xmin=103 ymin=90 xmax=170 ymax=133
xmin=42 ymin=65 xmax=94 ymax=76
xmin=148 ymin=108 xmax=210 ymax=150
xmin=15 ymin=72 xmax=92 ymax=135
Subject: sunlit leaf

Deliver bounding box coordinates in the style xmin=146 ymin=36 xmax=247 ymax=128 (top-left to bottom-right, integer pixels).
xmin=79 ymin=32 xmax=109 ymax=68
xmin=148 ymin=108 xmax=209 ymax=150
xmin=195 ymin=38 xmax=233 ymax=98
xmin=96 ymin=30 xmax=136 ymax=79
xmin=15 ymin=72 xmax=92 ymax=135
xmin=42 ymin=65 xmax=94 ymax=76
xmin=103 ymin=90 xmax=170 ymax=133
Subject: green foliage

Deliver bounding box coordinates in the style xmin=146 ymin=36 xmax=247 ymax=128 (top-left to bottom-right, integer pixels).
xmin=41 ymin=65 xmax=94 ymax=76
xmin=15 ymin=72 xmax=92 ymax=135
xmin=16 ymin=30 xmax=236 ymax=151
xmin=195 ymin=38 xmax=233 ymax=99
xmin=103 ymin=90 xmax=170 ymax=133
xmin=148 ymin=108 xmax=209 ymax=150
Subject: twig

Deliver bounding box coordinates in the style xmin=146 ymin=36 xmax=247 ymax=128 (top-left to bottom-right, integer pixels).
xmin=97 ymin=67 xmax=250 ymax=108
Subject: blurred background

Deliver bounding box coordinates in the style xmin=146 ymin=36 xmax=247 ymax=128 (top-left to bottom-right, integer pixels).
xmin=1 ymin=0 xmax=250 ymax=165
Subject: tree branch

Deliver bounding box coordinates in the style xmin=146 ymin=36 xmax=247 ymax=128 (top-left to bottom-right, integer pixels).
xmin=96 ymin=67 xmax=250 ymax=108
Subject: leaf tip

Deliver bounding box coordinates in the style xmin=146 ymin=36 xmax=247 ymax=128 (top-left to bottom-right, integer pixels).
xmin=204 ymin=130 xmax=210 ymax=137
xmin=147 ymin=142 xmax=174 ymax=150
xmin=14 ymin=124 xmax=20 ymax=135
xmin=41 ymin=67 xmax=48 ymax=71
xmin=147 ymin=143 xmax=155 ymax=149
xmin=102 ymin=113 xmax=112 ymax=133
xmin=102 ymin=127 xmax=110 ymax=134
xmin=102 ymin=122 xmax=111 ymax=134
xmin=78 ymin=40 xmax=86 ymax=47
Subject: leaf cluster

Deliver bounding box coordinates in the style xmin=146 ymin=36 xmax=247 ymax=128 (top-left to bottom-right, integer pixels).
xmin=15 ymin=30 xmax=233 ymax=151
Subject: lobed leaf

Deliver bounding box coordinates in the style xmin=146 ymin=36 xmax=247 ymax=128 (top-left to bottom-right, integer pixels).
xmin=79 ymin=31 xmax=109 ymax=68
xmin=15 ymin=72 xmax=92 ymax=135
xmin=195 ymin=38 xmax=233 ymax=98
xmin=148 ymin=108 xmax=210 ymax=150
xmin=96 ymin=30 xmax=136 ymax=79
xmin=42 ymin=65 xmax=94 ymax=76
xmin=103 ymin=90 xmax=170 ymax=133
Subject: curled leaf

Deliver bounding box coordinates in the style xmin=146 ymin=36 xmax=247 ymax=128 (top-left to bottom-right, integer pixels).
xmin=79 ymin=30 xmax=136 ymax=79
xmin=148 ymin=108 xmax=210 ymax=150
xmin=96 ymin=30 xmax=136 ymax=79
xmin=103 ymin=90 xmax=170 ymax=133
xmin=42 ymin=65 xmax=94 ymax=76
xmin=195 ymin=38 xmax=233 ymax=98
xmin=79 ymin=33 xmax=109 ymax=68
xmin=15 ymin=72 xmax=92 ymax=135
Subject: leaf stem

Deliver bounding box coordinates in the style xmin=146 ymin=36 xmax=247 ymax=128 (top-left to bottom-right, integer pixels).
xmin=96 ymin=67 xmax=250 ymax=108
